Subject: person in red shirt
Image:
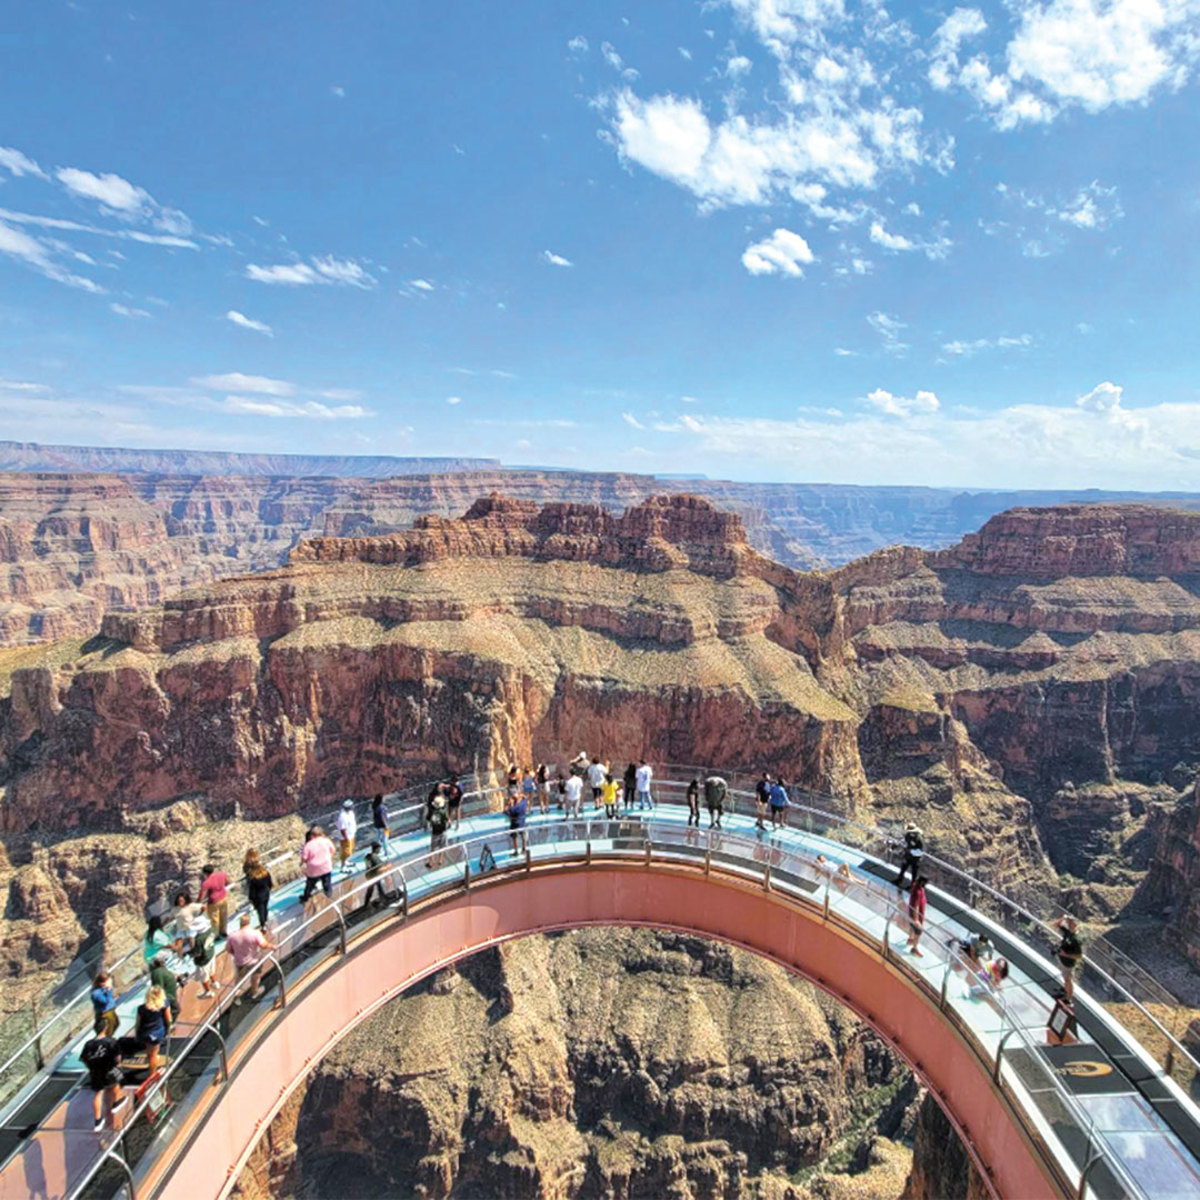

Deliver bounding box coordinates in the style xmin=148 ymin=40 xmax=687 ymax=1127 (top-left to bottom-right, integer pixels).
xmin=907 ymin=875 xmax=928 ymax=957
xmin=226 ymin=911 xmax=276 ymax=1002
xmin=199 ymin=863 xmax=230 ymax=939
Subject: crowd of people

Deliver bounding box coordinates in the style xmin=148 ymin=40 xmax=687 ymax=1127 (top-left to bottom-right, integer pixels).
xmin=78 ymin=762 xmax=1086 ymax=1133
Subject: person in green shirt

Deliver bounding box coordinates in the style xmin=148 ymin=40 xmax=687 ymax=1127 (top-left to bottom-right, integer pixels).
xmin=149 ymin=951 xmax=181 ymax=1022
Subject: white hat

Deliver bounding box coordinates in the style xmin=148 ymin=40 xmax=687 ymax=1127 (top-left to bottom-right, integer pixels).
xmin=342 ymin=799 xmax=354 ymax=810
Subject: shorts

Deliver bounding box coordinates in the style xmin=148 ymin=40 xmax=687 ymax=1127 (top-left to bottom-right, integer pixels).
xmin=431 ymin=830 xmax=446 ymax=850
xmin=88 ymin=1066 xmax=125 ymax=1092
xmin=1059 ymin=957 xmax=1079 ymax=977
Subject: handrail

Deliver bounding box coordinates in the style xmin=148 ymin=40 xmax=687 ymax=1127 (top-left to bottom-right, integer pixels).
xmin=5 ymin=769 xmax=1198 ymax=1200
xmin=57 ymin=812 xmax=1188 ymax=1200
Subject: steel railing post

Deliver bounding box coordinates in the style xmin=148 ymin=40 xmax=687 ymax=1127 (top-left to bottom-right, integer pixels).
xmin=940 ymin=962 xmax=952 ymax=1011
xmin=586 ymin=839 xmax=592 ymax=864
xmin=208 ymin=1024 xmax=230 ymax=1084
xmin=463 ymin=859 xmax=471 ymax=890
xmin=882 ymin=915 xmax=892 ymax=961
xmin=335 ymin=903 xmax=347 ymax=955
xmin=823 ymin=882 xmax=831 ymax=919
xmin=994 ymin=1029 xmax=1014 ymax=1086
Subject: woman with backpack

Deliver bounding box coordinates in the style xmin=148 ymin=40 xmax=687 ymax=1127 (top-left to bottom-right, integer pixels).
xmin=172 ymin=890 xmax=219 ymax=998
xmin=243 ymin=848 xmax=274 ymax=929
xmin=427 ymin=790 xmax=450 ymax=868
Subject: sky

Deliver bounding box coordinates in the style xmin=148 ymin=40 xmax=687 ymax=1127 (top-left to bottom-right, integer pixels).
xmin=2 ymin=0 xmax=1200 ymax=489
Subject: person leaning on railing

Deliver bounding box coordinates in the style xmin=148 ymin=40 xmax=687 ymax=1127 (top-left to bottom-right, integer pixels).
xmin=90 ymin=971 xmax=118 ymax=1038
xmin=1055 ymin=916 xmax=1084 ymax=1004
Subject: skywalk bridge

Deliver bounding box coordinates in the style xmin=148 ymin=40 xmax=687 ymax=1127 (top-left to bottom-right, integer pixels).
xmin=1 ymin=769 xmax=1199 ymax=1200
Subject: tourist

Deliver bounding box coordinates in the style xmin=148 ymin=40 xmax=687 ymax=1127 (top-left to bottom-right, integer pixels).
xmin=300 ymin=826 xmax=336 ymax=902
xmin=957 ymin=932 xmax=992 ymax=967
xmin=755 ymin=771 xmax=771 ymax=830
xmin=603 ymin=772 xmax=619 ymax=818
xmin=142 ymin=914 xmax=172 ymax=964
xmin=635 ymin=759 xmax=654 ymax=810
xmin=623 ymin=762 xmax=637 ymax=812
xmin=1055 ymin=916 xmax=1084 ymax=1004
xmin=555 ymin=769 xmax=568 ymax=811
xmin=361 ymin=840 xmax=390 ymax=907
xmin=199 ymin=862 xmax=230 ymax=939
xmin=522 ymin=766 xmax=537 ymax=817
xmin=704 ymin=775 xmax=727 ymax=829
xmin=134 ymin=984 xmax=170 ymax=1073
xmin=446 ymin=774 xmax=464 ymax=830
xmin=506 ymin=763 xmax=520 ymax=800
xmin=227 ymin=911 xmax=276 ymax=1003
xmin=371 ymin=792 xmax=390 ymax=856
xmin=427 ymin=788 xmax=450 ymax=868
xmin=768 ymin=778 xmax=789 ymax=829
xmin=507 ymin=782 xmax=529 ymax=854
xmin=81 ymin=1034 xmax=128 ymax=1132
xmin=906 ymin=875 xmax=928 ymax=956
xmin=189 ymin=917 xmax=219 ymax=999
xmin=587 ymin=756 xmax=607 ymax=808
xmin=426 ymin=780 xmax=447 ymax=824
xmin=564 ymin=769 xmax=583 ymax=819
xmin=149 ymin=951 xmax=181 ymax=1023
xmin=686 ymin=778 xmax=700 ymax=827
xmin=968 ymin=957 xmax=1009 ymax=999
xmin=536 ymin=763 xmax=551 ymax=814
xmin=337 ymin=799 xmax=357 ymax=871
xmin=244 ymin=848 xmax=273 ymax=929
xmin=91 ymin=971 xmax=118 ymax=1038
xmin=894 ymin=822 xmax=924 ymax=890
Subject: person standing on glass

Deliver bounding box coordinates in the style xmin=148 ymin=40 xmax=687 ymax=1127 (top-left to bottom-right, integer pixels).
xmin=894 ymin=822 xmax=924 ymax=890
xmin=906 ymin=876 xmax=928 ymax=957
xmin=704 ymin=775 xmax=727 ymax=829
xmin=243 ymin=848 xmax=273 ymax=929
xmin=1055 ymin=916 xmax=1084 ymax=1004
xmin=446 ymin=774 xmax=464 ymax=830
xmin=507 ymin=782 xmax=529 ymax=854
xmin=635 ymin=759 xmax=654 ymax=811
xmin=686 ymin=778 xmax=701 ymax=827
xmin=301 ymin=825 xmax=336 ymax=902
xmin=371 ymin=792 xmax=390 ymax=857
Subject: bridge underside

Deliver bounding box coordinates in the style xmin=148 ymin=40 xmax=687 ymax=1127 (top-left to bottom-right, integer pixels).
xmin=159 ymin=864 xmax=1060 ymax=1200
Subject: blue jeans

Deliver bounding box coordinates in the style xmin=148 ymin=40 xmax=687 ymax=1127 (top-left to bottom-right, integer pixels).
xmin=637 ymin=789 xmax=653 ymax=809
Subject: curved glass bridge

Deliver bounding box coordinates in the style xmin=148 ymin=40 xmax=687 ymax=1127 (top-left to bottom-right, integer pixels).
xmin=1 ymin=769 xmax=1199 ymax=1200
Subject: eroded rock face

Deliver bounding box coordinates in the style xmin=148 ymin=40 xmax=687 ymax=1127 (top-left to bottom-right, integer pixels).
xmin=232 ymin=929 xmax=916 ymax=1200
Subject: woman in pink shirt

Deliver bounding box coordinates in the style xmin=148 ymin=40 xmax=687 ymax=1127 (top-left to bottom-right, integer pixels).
xmin=906 ymin=875 xmax=929 ymax=957
xmin=300 ymin=826 xmax=336 ymax=902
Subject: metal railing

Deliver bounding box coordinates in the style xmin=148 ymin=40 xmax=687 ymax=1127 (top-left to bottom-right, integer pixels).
xmin=58 ymin=808 xmax=1195 ymax=1200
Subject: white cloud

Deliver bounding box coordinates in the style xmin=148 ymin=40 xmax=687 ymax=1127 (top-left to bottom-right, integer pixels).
xmin=622 ymin=411 xmax=645 ymax=428
xmin=446 ymin=395 xmax=462 ymax=405
xmin=679 ymin=47 xmax=693 ymax=60
xmin=110 ymin=302 xmax=151 ymax=319
xmin=0 ymin=146 xmax=47 ymax=179
xmin=192 ymin=372 xmax=295 ymax=396
xmin=834 ymin=347 xmax=857 ymax=356
xmin=221 ymin=396 xmax=371 ymax=420
xmin=331 ymin=85 xmax=345 ymax=98
xmin=941 ymin=333 xmax=1033 ymax=357
xmin=867 ymin=310 xmax=908 ymax=353
xmin=542 ymin=250 xmax=574 ymax=267
xmin=568 ymin=35 xmax=589 ymax=53
xmin=409 ymin=278 xmax=435 ymax=291
xmin=245 ymin=255 xmax=375 ymax=287
xmin=226 ymin=310 xmax=273 ymax=336
xmin=0 ymin=219 xmax=105 ymax=292
xmin=56 ymin=167 xmax=151 ymax=215
xmin=1076 ymin=380 xmax=1124 ymax=412
xmin=0 ymin=207 xmax=199 ymax=250
xmin=726 ymin=54 xmax=754 ymax=77
xmin=866 ymin=387 xmax=940 ymax=417
xmin=741 ymin=227 xmax=814 ymax=276
xmin=868 ymin=219 xmax=913 ymax=251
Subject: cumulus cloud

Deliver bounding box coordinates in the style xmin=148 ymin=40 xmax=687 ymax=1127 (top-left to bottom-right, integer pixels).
xmin=741 ymin=228 xmax=814 ymax=276
xmin=191 ymin=372 xmax=295 ymax=396
xmin=866 ymin=387 xmax=940 ymax=417
xmin=55 ymin=166 xmax=193 ymax=236
xmin=930 ymin=0 xmax=1200 ymax=127
xmin=641 ymin=380 xmax=1195 ymax=488
xmin=568 ymin=35 xmax=589 ymax=54
xmin=542 ymin=250 xmax=574 ymax=267
xmin=226 ymin=310 xmax=273 ymax=336
xmin=0 ymin=146 xmax=47 ymax=179
xmin=245 ymin=255 xmax=375 ymax=287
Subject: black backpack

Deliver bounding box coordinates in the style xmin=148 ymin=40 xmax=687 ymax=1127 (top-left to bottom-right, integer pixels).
xmin=82 ymin=1037 xmax=116 ymax=1068
xmin=429 ymin=801 xmax=449 ymax=834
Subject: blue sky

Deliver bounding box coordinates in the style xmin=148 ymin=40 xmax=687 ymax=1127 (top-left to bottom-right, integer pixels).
xmin=2 ymin=0 xmax=1199 ymax=488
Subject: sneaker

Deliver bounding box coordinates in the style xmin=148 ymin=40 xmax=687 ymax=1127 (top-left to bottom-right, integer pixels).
xmin=112 ymin=1096 xmax=129 ymax=1115
xmin=94 ymin=1116 xmax=104 ymax=1133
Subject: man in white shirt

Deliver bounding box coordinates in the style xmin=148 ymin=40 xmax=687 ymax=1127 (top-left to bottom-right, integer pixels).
xmin=337 ymin=799 xmax=357 ymax=871
xmin=586 ymin=757 xmax=607 ymax=809
xmin=564 ymin=772 xmax=583 ymax=818
xmin=635 ymin=760 xmax=654 ymax=810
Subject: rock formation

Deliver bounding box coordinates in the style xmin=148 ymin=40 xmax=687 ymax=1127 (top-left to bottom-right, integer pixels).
xmin=231 ymin=929 xmax=920 ymax=1200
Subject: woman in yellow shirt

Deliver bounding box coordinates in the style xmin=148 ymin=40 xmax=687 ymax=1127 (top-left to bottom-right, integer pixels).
xmin=603 ymin=774 xmax=620 ymax=818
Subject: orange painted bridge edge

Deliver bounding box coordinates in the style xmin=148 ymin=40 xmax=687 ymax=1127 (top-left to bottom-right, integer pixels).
xmin=154 ymin=865 xmax=1063 ymax=1200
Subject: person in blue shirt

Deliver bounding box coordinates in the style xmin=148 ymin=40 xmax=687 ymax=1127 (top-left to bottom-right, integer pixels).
xmin=91 ymin=971 xmax=118 ymax=1037
xmin=769 ymin=779 xmax=790 ymax=830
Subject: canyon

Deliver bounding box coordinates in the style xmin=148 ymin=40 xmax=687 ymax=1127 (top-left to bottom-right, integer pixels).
xmin=6 ymin=444 xmax=1200 ymax=650
xmin=3 ymin=491 xmax=1200 ymax=1195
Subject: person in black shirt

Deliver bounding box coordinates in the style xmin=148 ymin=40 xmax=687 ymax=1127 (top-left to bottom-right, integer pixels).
xmin=243 ymin=848 xmax=273 ymax=928
xmin=894 ymin=822 xmax=924 ymax=890
xmin=371 ymin=793 xmax=390 ymax=856
xmin=446 ymin=775 xmax=464 ymax=830
xmin=623 ymin=763 xmax=637 ymax=816
xmin=686 ymin=778 xmax=700 ymax=827
xmin=81 ymin=1036 xmax=129 ymax=1132
xmin=1055 ymin=916 xmax=1083 ymax=1003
